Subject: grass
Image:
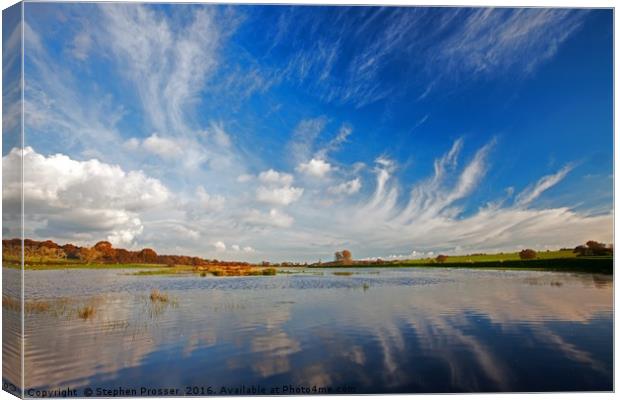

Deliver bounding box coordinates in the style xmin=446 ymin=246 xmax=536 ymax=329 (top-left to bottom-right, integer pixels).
xmin=313 ymin=250 xmax=612 ymax=274
xmin=5 ymin=259 xmax=168 ymax=271
xmin=203 ymin=266 xmax=278 ymax=277
xmin=129 ymin=265 xmax=195 ymax=276
xmin=149 ymin=289 xmax=169 ymax=303
xmin=3 ymin=296 xmax=54 ymax=313
xmin=333 ymin=271 xmax=354 ymax=276
xmin=393 ymin=256 xmax=613 ymax=274
xmin=77 ymin=305 xmax=96 ymax=320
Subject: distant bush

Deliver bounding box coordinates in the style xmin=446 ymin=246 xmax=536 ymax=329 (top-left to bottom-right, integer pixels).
xmin=436 ymin=255 xmax=448 ymax=263
xmin=519 ymin=249 xmax=537 ymax=260
xmin=573 ymin=240 xmax=613 ymax=257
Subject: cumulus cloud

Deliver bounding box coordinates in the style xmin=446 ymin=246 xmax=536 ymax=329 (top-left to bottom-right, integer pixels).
xmin=297 ymin=158 xmax=332 ymax=178
xmin=3 ymin=147 xmax=170 ymax=246
xmin=256 ymin=186 xmax=304 ymax=206
xmin=258 ymin=169 xmax=294 ymax=186
xmin=230 ymin=244 xmax=255 ymax=253
xmin=255 ymin=168 xmax=303 ymax=206
xmin=214 ymin=241 xmax=227 ymax=251
xmin=142 ymin=134 xmax=184 ymax=159
xmin=196 ymin=186 xmax=225 ymax=211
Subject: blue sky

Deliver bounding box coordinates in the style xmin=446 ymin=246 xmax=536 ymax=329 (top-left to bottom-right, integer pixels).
xmin=3 ymin=4 xmax=613 ymax=261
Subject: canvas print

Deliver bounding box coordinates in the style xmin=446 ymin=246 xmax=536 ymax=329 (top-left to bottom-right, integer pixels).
xmin=2 ymin=2 xmax=613 ymax=397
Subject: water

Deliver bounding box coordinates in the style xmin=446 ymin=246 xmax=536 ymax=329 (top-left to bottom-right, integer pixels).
xmin=3 ymin=267 xmax=613 ymax=394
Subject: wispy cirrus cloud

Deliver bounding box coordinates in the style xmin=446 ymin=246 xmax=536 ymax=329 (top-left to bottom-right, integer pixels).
xmin=264 ymin=7 xmax=589 ymax=105
xmin=515 ymin=164 xmax=574 ymax=207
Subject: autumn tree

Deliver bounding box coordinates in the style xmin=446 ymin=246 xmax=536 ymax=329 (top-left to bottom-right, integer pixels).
xmin=79 ymin=247 xmax=101 ymax=264
xmin=334 ymin=251 xmax=343 ymax=262
xmin=94 ymin=241 xmax=117 ymax=262
xmin=519 ymin=249 xmax=537 ymax=260
xmin=342 ymin=249 xmax=353 ymax=265
xmin=62 ymin=244 xmax=80 ymax=260
xmin=138 ymin=248 xmax=158 ymax=263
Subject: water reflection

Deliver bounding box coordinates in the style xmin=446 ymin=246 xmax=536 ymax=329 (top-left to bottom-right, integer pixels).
xmin=3 ymin=267 xmax=612 ymax=393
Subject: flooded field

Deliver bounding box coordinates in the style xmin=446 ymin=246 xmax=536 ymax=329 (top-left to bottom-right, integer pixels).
xmin=3 ymin=267 xmax=613 ymax=394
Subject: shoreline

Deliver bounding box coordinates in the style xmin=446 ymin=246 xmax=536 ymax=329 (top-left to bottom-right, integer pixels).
xmin=3 ymin=256 xmax=613 ymax=275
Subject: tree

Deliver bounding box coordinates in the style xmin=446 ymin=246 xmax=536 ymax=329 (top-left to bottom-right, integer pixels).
xmin=94 ymin=241 xmax=116 ymax=262
xmin=62 ymin=244 xmax=81 ymax=260
xmin=138 ymin=248 xmax=158 ymax=263
xmin=436 ymin=254 xmax=448 ymax=263
xmin=519 ymin=249 xmax=537 ymax=260
xmin=341 ymin=249 xmax=352 ymax=265
xmin=574 ymin=241 xmax=613 ymax=256
xmin=334 ymin=251 xmax=343 ymax=262
xmin=573 ymin=245 xmax=588 ymax=256
xmin=79 ymin=247 xmax=101 ymax=264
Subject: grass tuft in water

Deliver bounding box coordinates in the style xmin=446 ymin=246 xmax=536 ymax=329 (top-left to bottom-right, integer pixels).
xmin=150 ymin=289 xmax=169 ymax=303
xmin=77 ymin=305 xmax=96 ymax=320
xmin=333 ymin=271 xmax=353 ymax=276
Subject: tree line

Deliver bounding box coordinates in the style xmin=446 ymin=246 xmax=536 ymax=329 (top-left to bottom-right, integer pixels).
xmin=2 ymin=238 xmax=249 ymax=267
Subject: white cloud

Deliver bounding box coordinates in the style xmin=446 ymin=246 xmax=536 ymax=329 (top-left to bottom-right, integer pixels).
xmin=328 ymin=178 xmax=361 ymax=195
xmin=196 ymin=186 xmax=225 ymax=211
xmin=243 ymin=208 xmax=294 ymax=228
xmin=99 ymin=4 xmax=226 ymax=137
xmin=70 ymin=31 xmax=93 ymax=61
xmin=256 ymin=186 xmax=304 ymax=206
xmin=3 ymin=147 xmax=170 ymax=246
xmin=297 ymin=158 xmax=332 ymax=178
xmin=231 ymin=244 xmax=240 ymax=251
xmin=287 ymin=117 xmax=328 ymax=162
xmin=515 ymin=164 xmax=573 ymax=207
xmin=142 ymin=133 xmax=184 ymax=159
xmin=209 ymin=121 xmax=232 ymax=148
xmin=439 ymin=9 xmax=586 ymax=78
xmin=214 ymin=241 xmax=226 ymax=252
xmin=315 ymin=123 xmax=353 ymax=159
xmin=258 ymin=169 xmax=294 ymax=186
xmin=123 ymin=137 xmax=140 ymax=150
xmin=237 ymin=174 xmax=253 ymax=183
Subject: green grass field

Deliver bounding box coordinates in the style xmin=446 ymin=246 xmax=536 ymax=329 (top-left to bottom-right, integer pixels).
xmin=399 ymin=250 xmax=576 ymax=264
xmin=318 ymin=250 xmax=613 ymax=274
xmin=3 ymin=249 xmax=612 ymax=274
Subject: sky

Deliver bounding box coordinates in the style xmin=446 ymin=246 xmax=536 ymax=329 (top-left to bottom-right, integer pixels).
xmin=2 ymin=3 xmax=613 ymax=262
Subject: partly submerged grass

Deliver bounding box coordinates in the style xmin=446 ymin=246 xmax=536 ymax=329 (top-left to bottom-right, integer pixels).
xmin=333 ymin=271 xmax=354 ymax=276
xmin=2 ymin=296 xmax=51 ymax=313
xmin=77 ymin=305 xmax=96 ymax=320
xmin=6 ymin=261 xmax=168 ymax=271
xmin=130 ymin=265 xmax=195 ymax=276
xmin=149 ymin=289 xmax=169 ymax=303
